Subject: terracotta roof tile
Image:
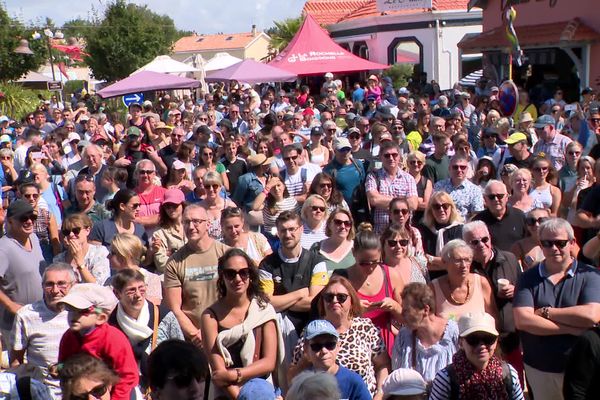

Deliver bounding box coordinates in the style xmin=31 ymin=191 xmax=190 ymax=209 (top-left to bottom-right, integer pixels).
xmin=336 ymin=0 xmax=470 ymax=22
xmin=302 ymin=0 xmax=371 ymax=25
xmin=458 ymin=18 xmax=600 ymax=51
xmin=173 ymin=32 xmax=263 ymax=53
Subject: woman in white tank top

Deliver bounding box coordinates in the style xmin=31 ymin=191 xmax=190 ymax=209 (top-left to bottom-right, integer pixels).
xmin=529 ymin=157 xmax=561 ymax=216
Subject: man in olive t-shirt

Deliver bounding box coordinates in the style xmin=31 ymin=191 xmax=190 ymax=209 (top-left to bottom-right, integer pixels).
xmin=164 ymin=205 xmax=229 ymax=348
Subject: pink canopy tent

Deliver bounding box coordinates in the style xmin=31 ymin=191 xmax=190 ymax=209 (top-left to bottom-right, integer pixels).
xmin=205 ymin=59 xmax=297 ymax=84
xmin=96 ymin=71 xmax=200 ymax=98
xmin=269 ymin=14 xmax=389 ymax=76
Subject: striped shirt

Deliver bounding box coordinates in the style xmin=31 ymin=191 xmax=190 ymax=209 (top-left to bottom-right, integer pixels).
xmin=429 ymin=363 xmax=524 ymax=400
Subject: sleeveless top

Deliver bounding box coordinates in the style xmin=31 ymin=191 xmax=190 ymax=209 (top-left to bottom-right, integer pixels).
xmin=432 ymin=274 xmax=485 ymax=322
xmin=359 ymin=264 xmax=395 ymax=356
xmin=310 ymin=149 xmax=326 ymax=166
xmin=528 ymin=185 xmax=553 ymax=210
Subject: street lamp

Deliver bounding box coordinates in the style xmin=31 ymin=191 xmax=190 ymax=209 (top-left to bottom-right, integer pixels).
xmin=13 ymin=39 xmax=34 ymax=55
xmin=41 ymin=29 xmax=64 ymax=83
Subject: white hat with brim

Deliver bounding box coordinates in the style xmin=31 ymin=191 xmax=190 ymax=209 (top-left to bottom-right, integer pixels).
xmin=58 ymin=283 xmax=117 ymax=311
xmin=382 ymin=369 xmax=427 ymax=397
xmin=458 ymin=312 xmax=499 ymax=337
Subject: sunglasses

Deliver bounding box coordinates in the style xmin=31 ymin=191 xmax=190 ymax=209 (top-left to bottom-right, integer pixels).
xmin=62 ymin=227 xmax=82 ymax=236
xmin=312 ymin=206 xmax=326 ymax=212
xmin=71 ymin=384 xmax=109 ymax=400
xmin=591 ymin=118 xmax=600 ymax=124
xmin=333 ymin=219 xmax=351 ymax=228
xmin=22 ymin=193 xmax=39 ymax=199
xmin=383 ymin=153 xmax=399 ymax=159
xmin=464 ymin=333 xmax=497 ymax=347
xmin=387 ymin=239 xmax=409 ymax=247
xmin=533 ymin=166 xmax=549 ymax=172
xmin=358 ymin=260 xmax=379 ymax=267
xmin=322 ymin=293 xmax=349 ymax=303
xmin=283 ymin=155 xmax=298 ymax=162
xmin=130 ymin=203 xmax=141 ymax=209
xmin=19 ymin=213 xmax=37 ymax=223
xmin=319 ymin=183 xmax=332 ymax=189
xmin=540 ymin=239 xmax=569 ymax=249
xmin=204 ymin=184 xmax=220 ymax=190
xmin=469 ymin=236 xmax=490 ymax=246
xmin=138 ymin=169 xmax=155 ymax=175
xmin=392 ymin=208 xmax=409 ymax=216
xmin=309 ymin=341 xmax=337 ymax=352
xmin=221 ymin=268 xmax=250 ymax=281
xmin=348 ymin=134 xmax=361 ymax=140
xmin=526 ymin=216 xmax=549 ymax=226
xmin=452 ymin=165 xmax=468 ymax=171
xmin=409 ymin=160 xmax=423 ymax=165
xmin=486 ymin=193 xmax=506 ymax=201
xmin=432 ymin=203 xmax=451 ymax=211
xmin=482 ymin=135 xmax=496 ymax=139
xmin=202 ymin=153 xmax=213 ymax=157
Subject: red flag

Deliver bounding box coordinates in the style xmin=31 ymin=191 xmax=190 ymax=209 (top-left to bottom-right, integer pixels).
xmin=57 ymin=62 xmax=69 ymax=79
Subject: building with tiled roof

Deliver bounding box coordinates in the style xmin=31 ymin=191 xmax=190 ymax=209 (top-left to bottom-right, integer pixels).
xmin=172 ymin=26 xmax=271 ymax=63
xmin=309 ymin=0 xmax=482 ymax=89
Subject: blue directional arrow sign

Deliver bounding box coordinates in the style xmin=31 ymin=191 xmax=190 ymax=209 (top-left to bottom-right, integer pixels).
xmin=122 ymin=93 xmax=144 ymax=107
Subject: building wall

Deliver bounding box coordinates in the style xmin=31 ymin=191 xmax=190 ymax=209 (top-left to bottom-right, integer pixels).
xmin=172 ymin=49 xmax=246 ymax=63
xmin=243 ymin=35 xmax=271 ymax=61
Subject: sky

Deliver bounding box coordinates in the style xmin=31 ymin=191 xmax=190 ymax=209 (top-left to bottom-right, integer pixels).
xmin=4 ymin=0 xmax=306 ymax=34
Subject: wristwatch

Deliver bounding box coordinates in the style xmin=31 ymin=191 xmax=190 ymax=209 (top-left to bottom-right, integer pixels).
xmin=541 ymin=306 xmax=551 ymax=320
xmin=235 ymin=368 xmax=243 ymax=384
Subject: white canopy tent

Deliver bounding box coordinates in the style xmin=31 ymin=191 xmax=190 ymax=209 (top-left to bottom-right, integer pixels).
xmin=132 ymin=55 xmax=199 ymax=75
xmin=203 ymin=52 xmax=243 ymax=72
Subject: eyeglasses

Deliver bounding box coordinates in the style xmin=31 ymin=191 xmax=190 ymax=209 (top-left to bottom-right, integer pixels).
xmin=138 ymin=169 xmax=155 ymax=175
xmin=221 ymin=268 xmax=250 ymax=281
xmin=392 ymin=208 xmax=409 ymax=216
xmin=19 ymin=213 xmax=37 ymax=223
xmin=184 ymin=218 xmax=207 ymax=226
xmin=486 ymin=193 xmax=506 ymax=201
xmin=333 ymin=219 xmax=351 ymax=228
xmin=43 ymin=281 xmax=71 ymax=290
xmin=309 ymin=341 xmax=337 ymax=352
xmin=22 ymin=193 xmax=40 ymax=200
xmin=358 ymin=260 xmax=379 ymax=267
xmin=283 ymin=155 xmax=298 ymax=162
xmin=526 ymin=216 xmax=548 ymax=226
xmin=202 ymin=153 xmax=213 ymax=157
xmin=452 ymin=165 xmax=467 ymax=171
xmin=204 ymin=184 xmax=220 ymax=191
xmin=408 ymin=160 xmax=423 ymax=166
xmin=323 ymin=293 xmax=349 ymax=304
xmin=387 ymin=239 xmax=410 ymax=247
xmin=124 ymin=285 xmax=147 ymax=296
xmin=61 ymin=227 xmax=82 ymax=236
xmin=130 ymin=203 xmax=141 ymax=209
xmin=469 ymin=236 xmax=490 ymax=246
xmin=464 ymin=333 xmax=497 ymax=347
xmin=383 ymin=153 xmax=399 ymax=159
xmin=590 ymin=118 xmax=600 ymax=124
xmin=312 ymin=206 xmax=326 ymax=213
xmin=432 ymin=203 xmax=451 ymax=211
xmin=533 ymin=166 xmax=549 ymax=172
xmin=348 ymin=134 xmax=361 ymax=140
xmin=540 ymin=239 xmax=569 ymax=249
xmin=319 ymin=183 xmax=332 ymax=189
xmin=71 ymin=384 xmax=109 ymax=400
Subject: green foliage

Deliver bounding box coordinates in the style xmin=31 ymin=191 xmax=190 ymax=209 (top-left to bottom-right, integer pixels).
xmin=0 ymin=7 xmax=46 ymax=82
xmin=82 ymin=0 xmax=179 ymax=82
xmin=267 ymin=16 xmax=303 ymax=53
xmin=62 ymin=18 xmax=96 ymax=40
xmin=383 ymin=64 xmax=414 ymax=88
xmin=0 ymin=83 xmax=43 ymax=120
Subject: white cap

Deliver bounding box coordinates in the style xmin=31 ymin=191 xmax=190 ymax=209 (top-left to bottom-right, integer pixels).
xmin=334 ymin=137 xmax=351 ymax=151
xmin=382 ymin=369 xmax=427 ymax=397
xmin=398 ymin=87 xmax=409 ymax=95
xmin=241 ymin=83 xmax=252 ymax=90
xmin=325 ymin=72 xmax=333 ymax=78
xmin=458 ymin=312 xmax=499 ymax=337
xmin=172 ymin=159 xmax=186 ymax=170
xmin=68 ymin=132 xmax=81 ymax=142
xmin=58 ymin=283 xmax=117 ymax=311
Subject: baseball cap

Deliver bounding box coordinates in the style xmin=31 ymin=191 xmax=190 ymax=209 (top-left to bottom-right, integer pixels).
xmin=0 ymin=134 xmax=11 ymax=144
xmin=237 ymin=378 xmax=276 ymax=400
xmin=458 ymin=312 xmax=499 ymax=337
xmin=171 ymin=159 xmax=186 ymax=170
xmin=7 ymin=199 xmax=34 ymax=220
xmin=142 ymin=100 xmax=153 ymax=107
xmin=334 ymin=137 xmax=352 ymax=151
xmin=282 ymin=114 xmax=294 ymax=122
xmin=324 ymin=72 xmax=333 ymax=79
xmin=367 ymin=94 xmax=378 ymax=102
xmin=490 ymin=86 xmax=499 ymax=92
xmin=163 ymin=188 xmax=185 ymax=205
xmin=304 ymin=319 xmax=339 ymax=340
xmin=379 ymin=132 xmax=393 ymax=142
xmin=0 ymin=116 xmax=9 ymax=123
xmin=345 ymin=112 xmax=357 ymax=121
xmin=533 ymin=114 xmax=555 ymax=129
xmin=68 ymin=132 xmax=81 ymax=142
xmin=310 ymin=126 xmax=324 ymax=136
xmin=302 ymin=108 xmax=314 ymax=116
xmin=398 ymin=87 xmax=409 ymax=95
xmin=241 ymin=83 xmax=252 ymax=91
xmin=504 ymin=132 xmax=528 ymax=145
xmin=59 ymin=283 xmax=117 ymax=311
xmin=382 ymin=369 xmax=427 ymax=397
xmin=79 ymin=115 xmax=90 ymax=123
xmin=582 ymin=87 xmax=594 ymax=95
xmin=126 ymin=126 xmax=142 ymax=137
xmin=128 ymin=102 xmax=142 ymax=110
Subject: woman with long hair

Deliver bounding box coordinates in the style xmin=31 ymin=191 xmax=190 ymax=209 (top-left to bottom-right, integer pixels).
xmin=416 ymin=110 xmax=431 ymax=143
xmin=473 ymin=157 xmax=497 ymax=189
xmin=308 ymin=172 xmax=349 ymax=213
xmin=201 ymin=248 xmax=282 ymax=399
xmin=198 ymin=171 xmax=236 ymax=240
xmin=311 ymin=209 xmax=356 ymax=274
xmin=406 ymin=151 xmax=432 ymax=224
xmin=89 ymin=188 xmax=148 ymax=247
xmin=507 ymin=169 xmax=540 ymax=213
xmin=562 ymin=155 xmax=595 ymax=223
xmin=381 ymin=224 xmax=428 ymax=284
xmin=220 ymin=206 xmax=272 ymax=265
xmin=108 ymin=233 xmax=162 ymax=304
xmin=529 ymin=156 xmax=561 ymax=216
xmin=289 ymin=276 xmax=390 ymax=397
xmin=417 ymin=192 xmax=464 ymax=280
xmin=175 ymin=141 xmax=196 ymax=180
xmin=388 ymin=197 xmax=426 ymax=264
xmin=333 ymin=224 xmax=404 ymax=356
xmin=198 ymin=144 xmax=229 ymax=192
xmin=300 ymin=194 xmax=329 ymax=250
xmin=54 ymin=213 xmax=110 ymax=284
xmin=100 ymin=166 xmax=128 ymax=205
xmin=259 ymin=176 xmax=300 ymax=234
xmin=151 ymin=188 xmax=187 ymax=273
xmin=306 ymin=128 xmax=330 ymax=167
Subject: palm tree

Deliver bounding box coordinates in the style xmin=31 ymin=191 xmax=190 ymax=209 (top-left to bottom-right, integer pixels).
xmin=266 ymin=16 xmax=304 ymax=53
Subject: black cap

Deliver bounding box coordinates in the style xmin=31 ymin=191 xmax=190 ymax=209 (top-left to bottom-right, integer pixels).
xmin=310 ymin=126 xmax=324 ymax=136
xmin=582 ymin=87 xmax=594 ymax=95
xmin=7 ymin=199 xmax=34 ymax=220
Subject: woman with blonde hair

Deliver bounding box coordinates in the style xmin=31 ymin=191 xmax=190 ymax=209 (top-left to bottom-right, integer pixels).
xmin=108 ymin=233 xmax=162 ymax=304
xmin=300 ymin=194 xmax=329 ymax=250
xmin=198 ymin=171 xmax=236 ymax=240
xmin=507 ymin=168 xmax=540 ymax=213
xmin=310 ymin=208 xmax=356 ymax=274
xmin=529 ymin=156 xmax=561 ymax=216
xmin=381 ymin=224 xmax=428 ymax=284
xmin=562 ymin=155 xmax=595 ymax=222
xmin=417 ymin=192 xmax=464 ymax=280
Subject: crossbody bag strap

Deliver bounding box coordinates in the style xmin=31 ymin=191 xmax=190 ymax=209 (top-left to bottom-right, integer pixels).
xmin=151 ymin=303 xmax=159 ymax=351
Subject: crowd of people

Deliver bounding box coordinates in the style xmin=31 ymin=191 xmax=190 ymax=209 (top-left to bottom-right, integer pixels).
xmin=0 ymin=73 xmax=599 ymax=400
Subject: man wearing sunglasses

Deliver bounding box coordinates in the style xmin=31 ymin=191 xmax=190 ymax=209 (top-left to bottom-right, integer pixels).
xmin=0 ymin=200 xmax=45 ymax=350
xmin=473 ymin=180 xmax=527 ymax=251
xmin=300 ymin=320 xmax=371 ymax=400
xmin=513 ymin=218 xmax=600 ymax=400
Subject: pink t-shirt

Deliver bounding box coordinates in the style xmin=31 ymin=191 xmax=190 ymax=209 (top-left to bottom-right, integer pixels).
xmin=136 ymin=185 xmax=166 ymax=218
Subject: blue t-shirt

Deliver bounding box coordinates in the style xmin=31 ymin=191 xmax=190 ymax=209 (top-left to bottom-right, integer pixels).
xmin=323 ymin=159 xmax=365 ymax=205
xmin=513 ymin=260 xmax=600 ymax=372
xmin=335 ymin=366 xmax=371 ymax=400
xmin=352 ymin=88 xmax=365 ymax=103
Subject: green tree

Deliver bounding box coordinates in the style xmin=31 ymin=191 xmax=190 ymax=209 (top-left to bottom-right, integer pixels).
xmin=82 ymin=0 xmax=178 ymax=82
xmin=383 ymin=64 xmax=414 ymax=88
xmin=63 ymin=18 xmax=96 ymax=39
xmin=266 ymin=16 xmax=303 ymax=53
xmin=0 ymin=7 xmax=46 ymax=82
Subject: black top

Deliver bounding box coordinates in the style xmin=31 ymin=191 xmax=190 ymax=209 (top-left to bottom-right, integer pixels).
xmin=564 ymin=326 xmax=600 ymax=400
xmin=220 ymin=157 xmax=247 ymax=195
xmin=472 ymin=206 xmax=527 ymax=252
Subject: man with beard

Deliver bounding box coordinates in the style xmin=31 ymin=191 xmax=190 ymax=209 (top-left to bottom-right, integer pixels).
xmin=11 ymin=262 xmax=75 ymax=397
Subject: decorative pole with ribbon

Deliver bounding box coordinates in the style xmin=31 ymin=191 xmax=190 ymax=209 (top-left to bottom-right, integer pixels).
xmin=504 ymin=5 xmax=524 ymax=80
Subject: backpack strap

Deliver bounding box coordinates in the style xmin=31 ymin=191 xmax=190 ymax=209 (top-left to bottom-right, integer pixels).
xmin=501 ymin=361 xmax=514 ymax=397
xmin=301 ymin=168 xmax=307 ymax=184
xmin=16 ymin=376 xmax=32 ymax=400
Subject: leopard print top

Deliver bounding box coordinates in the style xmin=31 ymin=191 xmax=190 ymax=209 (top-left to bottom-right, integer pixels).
xmin=291 ymin=317 xmax=386 ymax=395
